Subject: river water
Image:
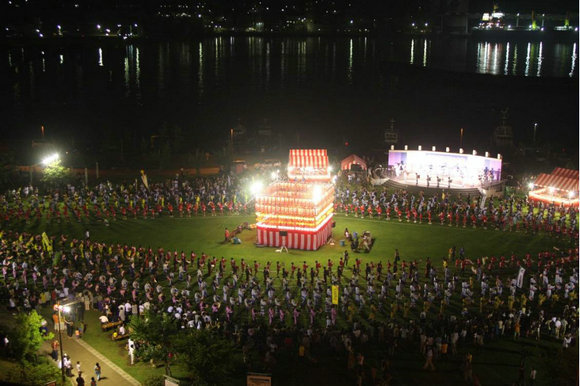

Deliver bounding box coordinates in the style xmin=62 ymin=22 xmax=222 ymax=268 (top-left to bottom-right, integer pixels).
xmin=0 ymin=36 xmax=578 ymax=160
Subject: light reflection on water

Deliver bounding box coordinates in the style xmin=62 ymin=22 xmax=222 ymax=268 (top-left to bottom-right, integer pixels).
xmin=470 ymin=40 xmax=575 ymax=77
xmin=0 ymin=36 xmax=576 ymax=136
xmin=2 ymin=38 xmax=577 ymax=103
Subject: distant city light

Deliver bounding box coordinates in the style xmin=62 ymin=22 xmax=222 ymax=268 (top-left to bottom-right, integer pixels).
xmin=97 ymin=24 xmax=101 ymax=29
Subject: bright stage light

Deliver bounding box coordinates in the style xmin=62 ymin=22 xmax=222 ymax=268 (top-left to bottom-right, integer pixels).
xmin=328 ymin=165 xmax=333 ymax=173
xmin=569 ymin=191 xmax=575 ymax=199
xmin=62 ymin=305 xmax=71 ymax=313
xmin=250 ymin=180 xmax=264 ymax=196
xmin=312 ymin=185 xmax=323 ymax=204
xmin=528 ymin=182 xmax=534 ymax=190
xmin=271 ymin=171 xmax=278 ymax=180
xmin=549 ymin=187 xmax=555 ymax=194
xmin=41 ymin=153 xmax=59 ymax=166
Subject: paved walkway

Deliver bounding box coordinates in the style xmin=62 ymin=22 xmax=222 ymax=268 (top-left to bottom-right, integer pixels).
xmin=42 ymin=330 xmax=141 ymax=386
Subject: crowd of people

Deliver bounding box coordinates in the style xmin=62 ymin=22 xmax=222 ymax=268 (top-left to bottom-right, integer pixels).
xmin=334 ymin=186 xmax=578 ymax=239
xmin=0 ymin=175 xmax=578 ymax=385
xmin=0 ymin=177 xmax=576 ymax=245
xmin=0 ymin=175 xmax=251 ymax=227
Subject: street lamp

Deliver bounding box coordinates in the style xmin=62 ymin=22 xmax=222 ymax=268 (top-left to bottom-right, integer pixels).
xmin=42 ymin=153 xmax=59 ymax=166
xmin=54 ymin=303 xmax=70 ymax=383
xmin=54 ymin=299 xmax=81 ymax=383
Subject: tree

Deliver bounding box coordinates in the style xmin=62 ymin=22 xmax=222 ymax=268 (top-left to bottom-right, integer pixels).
xmin=41 ymin=159 xmax=71 ymax=187
xmin=18 ymin=359 xmax=62 ymax=385
xmin=174 ymin=329 xmax=243 ymax=385
xmin=128 ymin=310 xmax=180 ymax=375
xmin=9 ymin=310 xmax=54 ymax=363
xmin=0 ymin=150 xmax=16 ymax=190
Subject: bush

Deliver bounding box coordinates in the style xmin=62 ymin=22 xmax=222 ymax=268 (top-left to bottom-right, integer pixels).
xmin=5 ymin=359 xmax=62 ymax=386
xmin=143 ymin=375 xmax=166 ymax=386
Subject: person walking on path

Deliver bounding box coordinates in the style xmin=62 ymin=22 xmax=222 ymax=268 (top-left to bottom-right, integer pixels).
xmin=50 ymin=340 xmax=59 ymax=361
xmin=76 ymin=372 xmax=85 ymax=386
xmin=94 ymin=362 xmax=101 ymax=381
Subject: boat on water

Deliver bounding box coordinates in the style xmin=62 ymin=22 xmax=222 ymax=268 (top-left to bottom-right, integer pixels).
xmin=471 ymin=7 xmax=578 ymax=41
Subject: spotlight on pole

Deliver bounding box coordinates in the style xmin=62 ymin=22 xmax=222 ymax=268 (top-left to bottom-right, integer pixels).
xmin=42 ymin=153 xmax=60 ymax=166
xmin=250 ymin=180 xmax=264 ymax=196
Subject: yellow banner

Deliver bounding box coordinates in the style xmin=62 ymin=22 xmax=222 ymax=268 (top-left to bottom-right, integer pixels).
xmin=332 ymin=285 xmax=339 ymax=305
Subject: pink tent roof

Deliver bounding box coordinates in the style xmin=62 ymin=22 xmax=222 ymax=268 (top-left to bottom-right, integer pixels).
xmin=341 ymin=154 xmax=367 ymax=170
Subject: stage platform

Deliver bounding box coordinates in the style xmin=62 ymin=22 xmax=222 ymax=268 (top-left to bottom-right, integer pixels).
xmin=374 ymin=177 xmax=504 ymax=198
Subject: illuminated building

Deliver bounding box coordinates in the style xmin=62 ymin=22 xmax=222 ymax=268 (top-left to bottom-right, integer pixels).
xmin=528 ymin=168 xmax=579 ymax=207
xmin=387 ymin=148 xmax=502 ymax=189
xmin=256 ymin=149 xmax=334 ymax=250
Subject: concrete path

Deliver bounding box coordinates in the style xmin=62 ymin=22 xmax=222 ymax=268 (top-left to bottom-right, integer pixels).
xmin=42 ymin=333 xmax=140 ymax=385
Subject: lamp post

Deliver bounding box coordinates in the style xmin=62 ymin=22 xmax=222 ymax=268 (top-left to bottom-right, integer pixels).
xmin=54 ymin=298 xmax=81 ymax=382
xmin=55 ymin=303 xmax=70 ymax=383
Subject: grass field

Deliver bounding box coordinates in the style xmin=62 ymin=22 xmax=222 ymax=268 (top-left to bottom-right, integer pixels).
xmin=4 ymin=212 xmax=577 ymax=385
xmin=19 ymin=213 xmax=568 ymax=265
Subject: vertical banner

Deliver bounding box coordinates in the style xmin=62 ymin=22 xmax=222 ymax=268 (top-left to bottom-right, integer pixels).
xmin=332 ymin=285 xmax=339 ymax=305
xmin=516 ymin=267 xmax=526 ymax=288
xmin=140 ymin=170 xmax=149 ymax=190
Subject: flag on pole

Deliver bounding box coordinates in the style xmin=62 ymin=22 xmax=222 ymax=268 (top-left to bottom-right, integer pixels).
xmin=332 ymin=285 xmax=339 ymax=305
xmin=516 ymin=267 xmax=526 ymax=288
xmin=140 ymin=170 xmax=149 ymax=190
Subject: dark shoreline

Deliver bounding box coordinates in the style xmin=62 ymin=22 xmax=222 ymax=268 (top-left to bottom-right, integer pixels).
xmin=1 ymin=28 xmax=577 ymax=47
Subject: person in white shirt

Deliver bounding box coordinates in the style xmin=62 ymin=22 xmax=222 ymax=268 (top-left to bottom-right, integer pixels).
xmin=99 ymin=315 xmax=109 ymax=324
